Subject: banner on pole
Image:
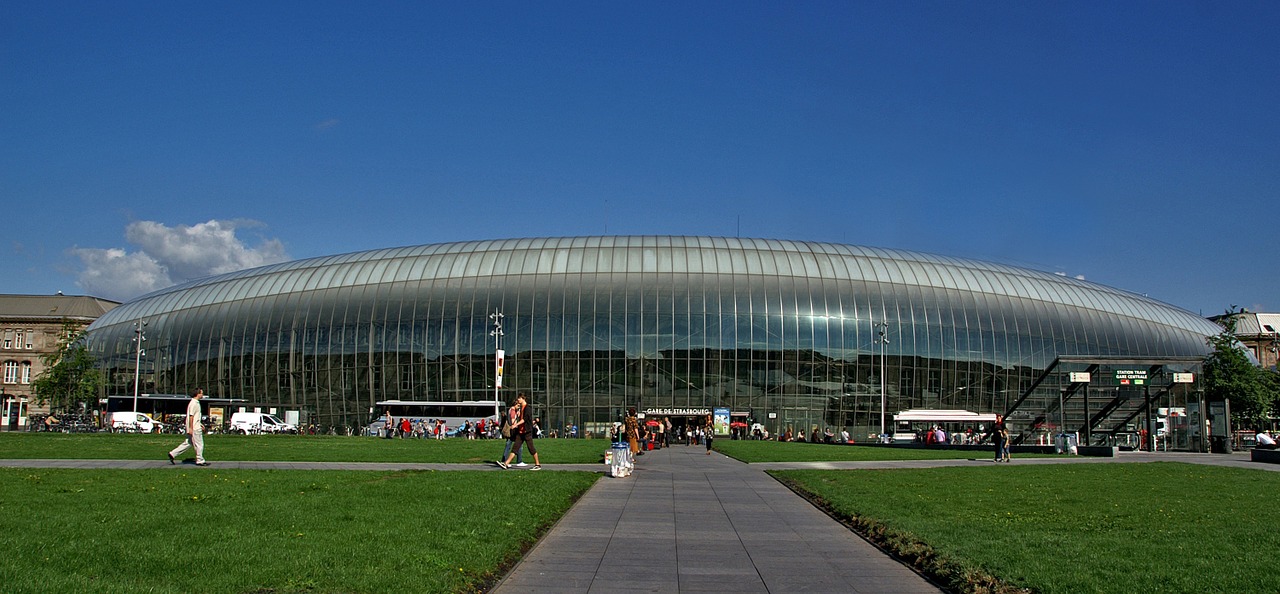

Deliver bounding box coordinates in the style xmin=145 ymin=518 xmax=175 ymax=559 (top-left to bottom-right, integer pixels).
xmin=495 ymin=349 xmax=505 ymax=388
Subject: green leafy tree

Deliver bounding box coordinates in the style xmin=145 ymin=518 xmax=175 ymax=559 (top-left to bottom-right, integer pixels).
xmin=1263 ymin=368 xmax=1280 ymax=427
xmin=30 ymin=320 xmax=103 ymax=411
xmin=1204 ymin=307 xmax=1273 ymax=429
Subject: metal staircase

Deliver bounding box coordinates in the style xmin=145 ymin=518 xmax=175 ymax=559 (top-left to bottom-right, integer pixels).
xmin=1006 ymin=356 xmax=1202 ymax=448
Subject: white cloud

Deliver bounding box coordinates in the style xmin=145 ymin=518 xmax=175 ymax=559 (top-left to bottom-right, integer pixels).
xmin=71 ymin=248 xmax=170 ymax=301
xmin=72 ymin=219 xmax=289 ymax=301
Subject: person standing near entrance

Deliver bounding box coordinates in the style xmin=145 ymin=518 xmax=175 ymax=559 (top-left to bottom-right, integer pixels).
xmin=168 ymin=389 xmax=209 ymax=466
xmin=704 ymin=414 xmax=715 ymax=455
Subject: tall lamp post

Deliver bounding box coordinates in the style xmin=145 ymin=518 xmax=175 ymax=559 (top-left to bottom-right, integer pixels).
xmin=131 ymin=319 xmax=147 ymax=413
xmin=489 ymin=311 xmax=504 ymax=422
xmin=875 ymin=321 xmax=890 ymax=440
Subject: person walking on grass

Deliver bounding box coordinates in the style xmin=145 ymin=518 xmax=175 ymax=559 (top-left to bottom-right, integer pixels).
xmin=168 ymin=388 xmax=209 ymax=466
xmin=497 ymin=393 xmax=541 ymax=470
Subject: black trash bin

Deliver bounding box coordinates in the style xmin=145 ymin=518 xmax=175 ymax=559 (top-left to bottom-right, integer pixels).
xmin=1210 ymin=436 xmax=1233 ymax=454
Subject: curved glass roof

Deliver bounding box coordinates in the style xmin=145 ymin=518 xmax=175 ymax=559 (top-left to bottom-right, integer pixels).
xmin=91 ymin=236 xmax=1219 ymax=337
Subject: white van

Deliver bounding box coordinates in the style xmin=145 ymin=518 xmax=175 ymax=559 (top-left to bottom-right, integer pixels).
xmin=229 ymin=412 xmax=296 ymax=434
xmin=109 ymin=411 xmax=162 ymax=433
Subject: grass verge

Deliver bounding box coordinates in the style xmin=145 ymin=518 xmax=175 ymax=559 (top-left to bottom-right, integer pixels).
xmin=0 ymin=467 xmax=598 ymax=593
xmin=713 ymin=438 xmax=1041 ymax=463
xmin=774 ymin=462 xmax=1280 ymax=593
xmin=0 ymin=432 xmax=614 ymax=464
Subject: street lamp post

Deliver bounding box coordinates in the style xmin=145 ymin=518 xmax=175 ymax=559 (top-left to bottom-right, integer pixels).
xmin=131 ymin=320 xmax=147 ymax=413
xmin=489 ymin=311 xmax=504 ymax=422
xmin=875 ymin=321 xmax=890 ymax=440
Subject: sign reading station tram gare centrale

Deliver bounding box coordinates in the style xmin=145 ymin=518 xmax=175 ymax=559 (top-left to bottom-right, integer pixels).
xmin=1115 ymin=369 xmax=1148 ymax=385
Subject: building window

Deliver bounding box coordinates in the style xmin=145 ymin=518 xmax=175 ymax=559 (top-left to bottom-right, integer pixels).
xmin=24 ymin=330 xmax=33 ymax=349
xmin=20 ymin=361 xmax=31 ymax=384
xmin=3 ymin=329 xmax=11 ymax=349
xmin=3 ymin=361 xmax=17 ymax=384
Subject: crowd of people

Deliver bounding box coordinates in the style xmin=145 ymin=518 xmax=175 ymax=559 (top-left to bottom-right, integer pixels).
xmin=148 ymin=385 xmax=1277 ymax=473
xmin=774 ymin=426 xmax=849 ymax=444
xmin=375 ymin=412 xmax=535 ymax=440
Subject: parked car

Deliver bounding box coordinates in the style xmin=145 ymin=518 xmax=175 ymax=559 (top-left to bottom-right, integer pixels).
xmin=228 ymin=412 xmax=296 ymax=434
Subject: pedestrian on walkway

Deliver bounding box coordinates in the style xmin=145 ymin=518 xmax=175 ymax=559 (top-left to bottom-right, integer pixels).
xmin=498 ymin=392 xmax=541 ymax=470
xmin=168 ymin=389 xmax=209 ymax=466
xmin=625 ymin=407 xmax=640 ymax=456
xmin=499 ymin=398 xmax=525 ymax=466
xmin=992 ymin=414 xmax=1010 ymax=462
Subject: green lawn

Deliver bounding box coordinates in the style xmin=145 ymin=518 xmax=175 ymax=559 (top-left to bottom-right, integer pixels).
xmin=0 ymin=432 xmax=614 ymax=464
xmin=0 ymin=467 xmax=598 ymax=594
xmin=7 ymin=433 xmax=1276 ymax=593
xmin=713 ymin=438 xmax=1030 ymax=462
xmin=775 ymin=462 xmax=1280 ymax=593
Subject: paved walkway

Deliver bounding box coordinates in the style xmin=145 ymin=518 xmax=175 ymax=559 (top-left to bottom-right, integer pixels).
xmin=490 ymin=445 xmax=942 ymax=594
xmin=2 ymin=448 xmax=1270 ymax=594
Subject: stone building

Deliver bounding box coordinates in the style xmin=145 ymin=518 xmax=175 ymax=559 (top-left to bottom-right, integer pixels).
xmin=1 ymin=293 xmax=119 ymax=428
xmin=1211 ymin=310 xmax=1280 ymax=370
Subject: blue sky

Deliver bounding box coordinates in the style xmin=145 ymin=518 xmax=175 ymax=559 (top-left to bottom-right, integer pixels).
xmin=3 ymin=2 xmax=1277 ymax=315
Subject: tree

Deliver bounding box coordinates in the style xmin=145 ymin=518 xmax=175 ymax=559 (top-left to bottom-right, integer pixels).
xmin=1203 ymin=307 xmax=1273 ymax=429
xmin=30 ymin=320 xmax=103 ymax=411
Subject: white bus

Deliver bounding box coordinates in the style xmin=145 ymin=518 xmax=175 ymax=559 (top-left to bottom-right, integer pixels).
xmin=892 ymin=409 xmax=998 ymax=444
xmin=373 ymin=400 xmax=502 ymax=435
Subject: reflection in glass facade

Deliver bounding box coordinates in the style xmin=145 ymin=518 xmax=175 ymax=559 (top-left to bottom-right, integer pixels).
xmin=84 ymin=236 xmax=1220 ymax=437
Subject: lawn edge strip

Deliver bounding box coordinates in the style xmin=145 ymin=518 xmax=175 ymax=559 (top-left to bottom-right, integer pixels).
xmin=768 ymin=471 xmax=1031 ymax=594
xmin=473 ymin=472 xmax=602 ymax=593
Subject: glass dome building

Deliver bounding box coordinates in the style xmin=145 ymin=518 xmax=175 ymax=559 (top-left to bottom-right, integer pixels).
xmin=84 ymin=236 xmax=1219 ymax=439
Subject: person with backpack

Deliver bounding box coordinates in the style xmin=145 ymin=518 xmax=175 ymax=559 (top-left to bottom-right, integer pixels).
xmin=497 ymin=396 xmax=524 ymax=467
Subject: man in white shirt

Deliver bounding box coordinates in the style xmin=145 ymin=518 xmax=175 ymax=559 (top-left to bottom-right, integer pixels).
xmin=1256 ymin=431 xmax=1277 ymax=450
xmin=168 ymin=389 xmax=210 ymax=466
